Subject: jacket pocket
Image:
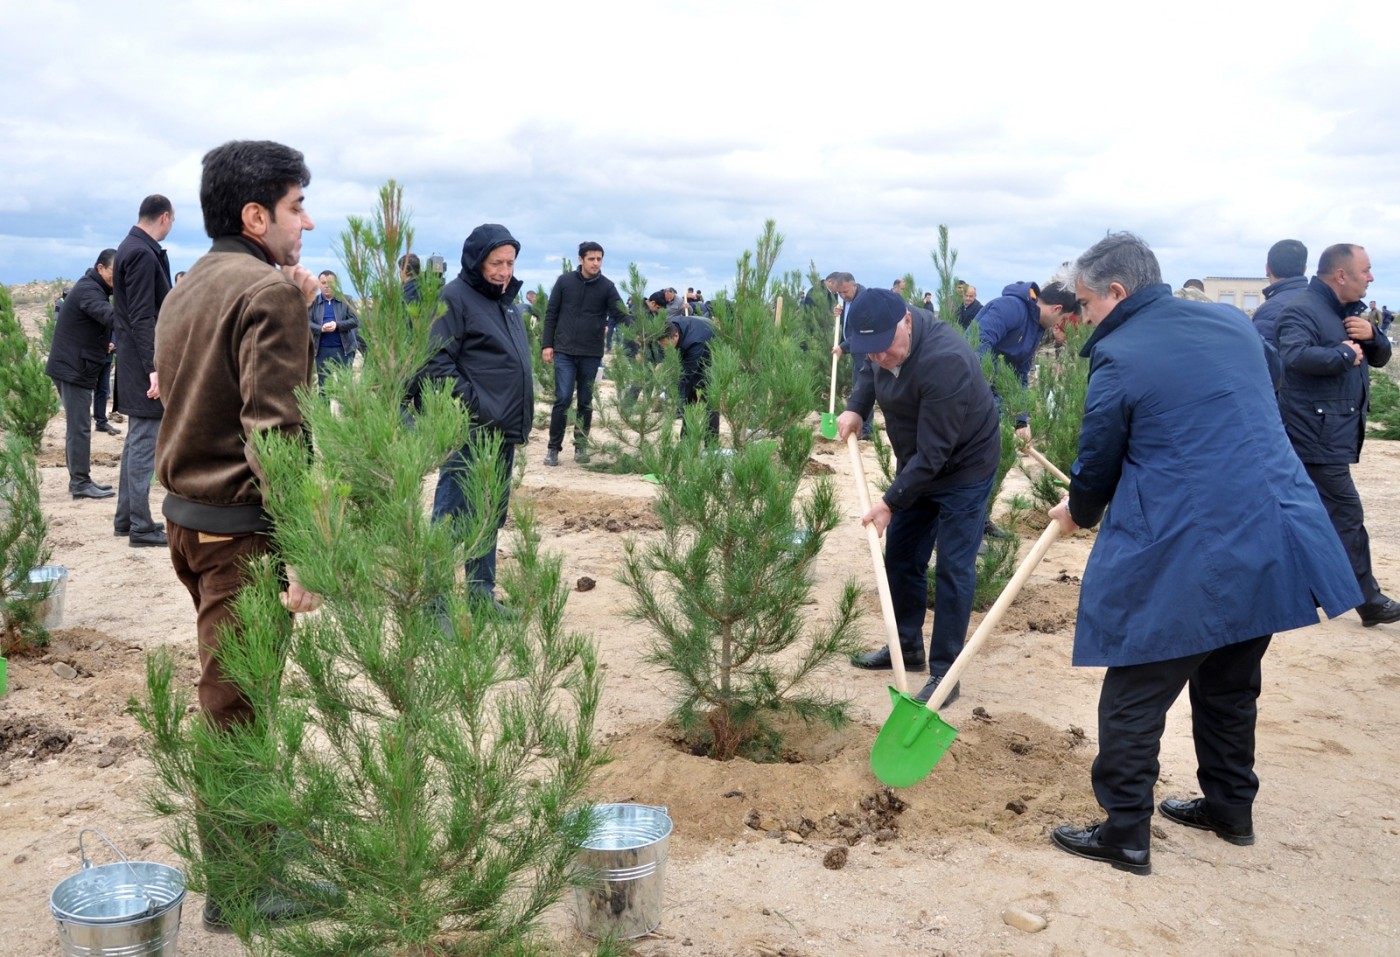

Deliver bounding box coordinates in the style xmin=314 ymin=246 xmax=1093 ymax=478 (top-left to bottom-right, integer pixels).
xmin=1311 ymin=398 xmax=1359 ymax=449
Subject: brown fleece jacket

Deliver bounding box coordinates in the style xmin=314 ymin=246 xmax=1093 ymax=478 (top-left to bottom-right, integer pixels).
xmin=155 ymin=235 xmax=314 ymax=533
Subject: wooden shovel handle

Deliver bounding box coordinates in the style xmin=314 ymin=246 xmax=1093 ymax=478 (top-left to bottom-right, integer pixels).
xmin=775 ymin=295 xmax=784 ymax=328
xmin=1024 ymin=445 xmax=1070 ymax=485
xmin=847 ymin=433 xmax=907 ymax=694
xmin=828 ymin=309 xmax=842 ymax=416
xmin=922 ymin=519 xmax=1063 ymax=711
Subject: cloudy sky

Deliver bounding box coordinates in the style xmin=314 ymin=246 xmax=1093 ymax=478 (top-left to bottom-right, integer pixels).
xmin=3 ymin=0 xmax=1398 ymax=308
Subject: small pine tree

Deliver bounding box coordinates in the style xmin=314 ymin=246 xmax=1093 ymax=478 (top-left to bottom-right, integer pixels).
xmin=1025 ymin=321 xmax=1092 ymax=509
xmin=619 ymin=223 xmax=864 ymax=761
xmin=0 ymin=432 xmax=53 ymax=654
xmin=134 ymin=182 xmax=604 ymax=956
xmin=0 ymin=286 xmax=60 ymax=451
xmin=592 ymin=263 xmax=677 ymax=473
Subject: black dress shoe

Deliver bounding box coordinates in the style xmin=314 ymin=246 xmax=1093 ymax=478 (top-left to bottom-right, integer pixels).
xmin=95 ymin=421 xmax=122 ymax=435
xmin=1050 ymin=823 xmax=1151 ymax=875
xmin=202 ymin=883 xmax=337 ymax=932
xmin=851 ymin=646 xmax=926 ymax=671
xmin=72 ymin=484 xmax=115 ymax=500
xmin=1359 ymin=598 xmax=1400 ymax=628
xmin=1158 ymin=798 xmax=1254 ymax=846
xmin=91 ymin=482 xmax=112 ymax=491
xmin=914 ymin=674 xmax=960 ymax=706
xmin=115 ymin=522 xmax=163 ymax=538
xmin=129 ymin=530 xmax=169 ymax=547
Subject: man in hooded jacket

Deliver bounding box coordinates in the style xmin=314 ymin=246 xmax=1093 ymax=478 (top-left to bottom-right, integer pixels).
xmin=424 ymin=224 xmax=533 ymax=602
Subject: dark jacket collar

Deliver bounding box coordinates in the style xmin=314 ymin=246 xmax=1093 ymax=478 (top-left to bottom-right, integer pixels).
xmin=84 ymin=266 xmax=113 ymax=296
xmin=1263 ymin=274 xmax=1307 ymax=300
xmin=1306 ymin=275 xmax=1365 ymax=318
xmin=1079 ymin=283 xmax=1173 ymax=358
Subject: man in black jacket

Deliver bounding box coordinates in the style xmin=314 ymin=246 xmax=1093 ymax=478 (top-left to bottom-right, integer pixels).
xmin=659 ymin=316 xmax=720 ymax=438
xmin=45 ymin=249 xmax=119 ymax=499
xmin=1277 ymin=243 xmax=1399 ymax=626
xmin=308 ymin=270 xmax=360 ymax=386
xmin=112 ymin=194 xmax=175 ymax=547
xmin=541 ymin=241 xmax=630 ymax=465
xmin=425 ymin=224 xmax=533 ymax=603
xmin=1251 ymin=239 xmax=1308 ymax=346
xmin=836 ymin=288 xmax=1001 ymax=705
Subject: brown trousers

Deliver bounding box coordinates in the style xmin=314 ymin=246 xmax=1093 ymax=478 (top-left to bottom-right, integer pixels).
xmin=167 ymin=521 xmax=284 ymax=729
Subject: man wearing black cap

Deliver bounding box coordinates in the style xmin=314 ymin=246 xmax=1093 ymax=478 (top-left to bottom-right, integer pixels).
xmin=836 ymin=288 xmax=1001 ymax=705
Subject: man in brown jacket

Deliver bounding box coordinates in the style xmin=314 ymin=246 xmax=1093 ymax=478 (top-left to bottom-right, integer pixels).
xmin=154 ymin=139 xmax=322 ymax=931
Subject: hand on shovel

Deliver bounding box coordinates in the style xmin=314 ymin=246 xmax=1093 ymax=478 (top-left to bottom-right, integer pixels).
xmin=869 ymin=509 xmax=1076 ymax=788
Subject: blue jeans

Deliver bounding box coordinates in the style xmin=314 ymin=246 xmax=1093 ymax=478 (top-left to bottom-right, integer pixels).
xmin=116 ymin=414 xmax=160 ymax=535
xmin=316 ymin=346 xmax=352 ymax=388
xmin=884 ymin=472 xmax=993 ymax=674
xmin=431 ymin=436 xmax=514 ymax=597
xmin=548 ymin=353 xmax=601 ymax=452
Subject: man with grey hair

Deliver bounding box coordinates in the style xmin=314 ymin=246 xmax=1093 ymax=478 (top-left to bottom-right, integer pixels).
xmin=1276 ymin=243 xmax=1399 ymax=627
xmin=1046 ymin=232 xmax=1358 ymax=875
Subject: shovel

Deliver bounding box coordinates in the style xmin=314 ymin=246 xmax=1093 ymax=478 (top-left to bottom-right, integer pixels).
xmin=870 ymin=518 xmax=1063 ymax=787
xmin=846 ymin=432 xmax=908 ymax=695
xmin=820 ymin=308 xmax=842 ymax=440
xmin=1023 ymin=444 xmax=1070 ymax=485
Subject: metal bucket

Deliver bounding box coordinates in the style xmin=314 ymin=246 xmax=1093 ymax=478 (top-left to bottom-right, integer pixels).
xmin=572 ymin=803 xmax=672 ymax=940
xmin=20 ymin=565 xmax=69 ymax=629
xmin=51 ymin=830 xmax=186 ymax=957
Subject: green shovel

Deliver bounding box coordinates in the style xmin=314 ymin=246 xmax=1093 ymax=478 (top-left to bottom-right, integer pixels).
xmin=820 ymin=307 xmax=842 ymax=440
xmin=871 ymin=519 xmax=1064 ymax=787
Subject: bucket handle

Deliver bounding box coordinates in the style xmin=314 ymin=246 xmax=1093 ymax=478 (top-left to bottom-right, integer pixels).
xmin=78 ymin=829 xmax=153 ymax=915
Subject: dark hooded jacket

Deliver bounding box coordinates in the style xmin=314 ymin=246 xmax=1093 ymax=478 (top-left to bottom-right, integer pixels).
xmin=46 ymin=267 xmax=117 ymax=387
xmin=423 ymin=225 xmax=533 ymax=443
xmin=974 ymin=281 xmax=1043 ymax=385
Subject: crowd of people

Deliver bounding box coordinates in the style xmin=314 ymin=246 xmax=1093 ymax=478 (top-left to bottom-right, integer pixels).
xmin=36 ymin=137 xmax=1397 ymax=923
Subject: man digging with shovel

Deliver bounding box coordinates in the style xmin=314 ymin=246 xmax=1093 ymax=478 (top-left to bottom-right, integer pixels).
xmin=838 ymin=287 xmax=1001 ymax=707
xmin=1046 ymin=233 xmax=1360 ymax=876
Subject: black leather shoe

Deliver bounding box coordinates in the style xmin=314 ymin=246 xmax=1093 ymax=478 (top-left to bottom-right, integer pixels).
xmin=95 ymin=421 xmax=122 ymax=435
xmin=129 ymin=530 xmax=169 ymax=548
xmin=92 ymin=482 xmax=112 ymax=491
xmin=116 ymin=522 xmax=164 ymax=538
xmin=850 ymin=647 xmax=926 ymax=671
xmin=72 ymin=484 xmax=115 ymax=500
xmin=1158 ymin=798 xmax=1254 ymax=846
xmin=1359 ymin=598 xmax=1400 ymax=628
xmin=914 ymin=675 xmax=960 ymax=707
xmin=1050 ymin=823 xmax=1151 ymax=875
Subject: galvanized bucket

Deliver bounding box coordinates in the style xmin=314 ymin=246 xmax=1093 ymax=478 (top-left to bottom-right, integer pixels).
xmin=573 ymin=803 xmax=672 ymax=940
xmin=51 ymin=830 xmax=186 ymax=957
xmin=20 ymin=564 xmax=70 ymax=629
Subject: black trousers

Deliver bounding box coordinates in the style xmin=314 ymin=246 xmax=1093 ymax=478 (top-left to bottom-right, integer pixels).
xmin=1093 ymin=635 xmax=1272 ymax=850
xmin=1305 ymin=461 xmax=1381 ymax=608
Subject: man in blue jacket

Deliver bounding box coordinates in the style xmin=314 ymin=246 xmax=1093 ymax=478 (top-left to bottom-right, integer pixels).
xmin=659 ymin=316 xmax=720 ymax=438
xmin=1276 ymin=244 xmax=1399 ymax=627
xmin=308 ymin=270 xmax=360 ymax=386
xmin=974 ymin=278 xmax=1079 ymax=437
xmin=1251 ymin=239 xmax=1308 ymax=346
xmin=424 ymin=224 xmax=533 ymax=605
xmin=837 ymin=288 xmax=1001 ymax=706
xmin=541 ymin=241 xmax=631 ymax=466
xmin=1047 ymin=232 xmax=1360 ymax=876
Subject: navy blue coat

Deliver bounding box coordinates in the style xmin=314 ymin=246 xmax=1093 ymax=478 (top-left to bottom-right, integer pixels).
xmin=1251 ymin=274 xmax=1306 ymax=346
xmin=1068 ymin=284 xmax=1360 ymax=667
xmin=1276 ymin=276 xmax=1392 ymax=465
xmin=974 ymin=282 xmax=1044 ymax=385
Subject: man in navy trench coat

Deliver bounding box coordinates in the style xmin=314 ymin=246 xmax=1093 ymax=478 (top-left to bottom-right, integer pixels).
xmin=1046 ymin=233 xmax=1360 ymax=875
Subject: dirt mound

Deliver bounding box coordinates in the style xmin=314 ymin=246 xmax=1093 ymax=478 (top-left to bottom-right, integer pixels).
xmin=516 ymin=485 xmax=661 ymax=532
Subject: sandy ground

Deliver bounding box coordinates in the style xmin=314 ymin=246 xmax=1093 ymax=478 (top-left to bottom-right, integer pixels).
xmin=3 ymin=294 xmax=1399 ymax=956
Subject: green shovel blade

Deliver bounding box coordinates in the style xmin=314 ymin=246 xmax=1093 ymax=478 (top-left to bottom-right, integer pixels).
xmin=820 ymin=412 xmax=839 ymax=440
xmin=870 ymin=686 xmax=959 ymax=787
